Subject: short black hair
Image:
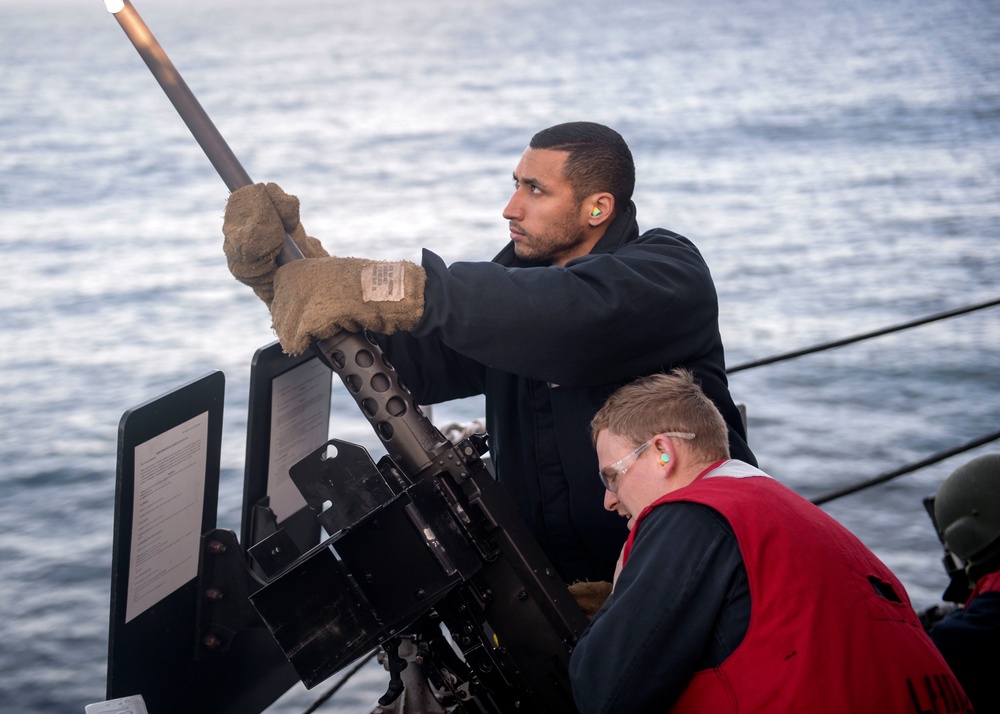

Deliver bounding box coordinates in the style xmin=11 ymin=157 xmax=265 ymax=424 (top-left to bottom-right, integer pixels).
xmin=529 ymin=122 xmax=635 ymax=207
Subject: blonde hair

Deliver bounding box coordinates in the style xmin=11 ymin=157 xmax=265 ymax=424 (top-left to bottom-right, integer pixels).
xmin=591 ymin=369 xmax=730 ymax=461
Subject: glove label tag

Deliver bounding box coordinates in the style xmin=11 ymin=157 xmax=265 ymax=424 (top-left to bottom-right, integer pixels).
xmin=361 ymin=263 xmax=407 ymax=302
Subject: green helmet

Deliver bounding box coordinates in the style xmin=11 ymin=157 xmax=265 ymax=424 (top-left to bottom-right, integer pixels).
xmin=935 ymin=454 xmax=1000 ymax=565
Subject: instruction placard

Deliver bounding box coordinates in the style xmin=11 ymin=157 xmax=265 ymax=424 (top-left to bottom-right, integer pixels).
xmin=125 ymin=411 xmax=208 ymax=622
xmin=267 ymin=358 xmax=332 ymax=521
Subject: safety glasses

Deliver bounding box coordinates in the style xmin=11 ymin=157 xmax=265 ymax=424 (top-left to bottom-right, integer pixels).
xmin=598 ymin=432 xmax=695 ymax=493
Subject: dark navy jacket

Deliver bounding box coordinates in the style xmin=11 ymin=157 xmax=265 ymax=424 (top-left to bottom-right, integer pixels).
xmin=930 ymin=569 xmax=1000 ymax=714
xmin=377 ymin=203 xmax=753 ymax=582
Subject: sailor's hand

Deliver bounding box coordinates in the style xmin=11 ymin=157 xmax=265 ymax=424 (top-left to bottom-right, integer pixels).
xmin=270 ymin=256 xmax=426 ymax=355
xmin=222 ymin=182 xmax=328 ymax=305
xmin=568 ymin=581 xmax=613 ymax=621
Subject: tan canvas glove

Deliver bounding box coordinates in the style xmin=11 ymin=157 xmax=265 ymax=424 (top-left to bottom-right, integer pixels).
xmin=568 ymin=581 xmax=613 ymax=621
xmin=270 ymin=257 xmax=426 ymax=355
xmin=222 ymin=182 xmax=328 ymax=305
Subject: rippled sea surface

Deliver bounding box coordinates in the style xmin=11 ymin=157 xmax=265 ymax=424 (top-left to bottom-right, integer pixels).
xmin=1 ymin=0 xmax=998 ymax=711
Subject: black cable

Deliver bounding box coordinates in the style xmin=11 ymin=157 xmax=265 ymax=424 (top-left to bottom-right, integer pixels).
xmin=810 ymin=430 xmax=1000 ymax=506
xmin=728 ymin=297 xmax=1000 ymax=374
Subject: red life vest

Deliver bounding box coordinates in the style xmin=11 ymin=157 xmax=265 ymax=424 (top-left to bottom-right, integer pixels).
xmin=625 ymin=461 xmax=973 ymax=714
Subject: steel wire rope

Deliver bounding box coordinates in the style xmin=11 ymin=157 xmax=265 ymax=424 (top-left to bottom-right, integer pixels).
xmin=810 ymin=429 xmax=1000 ymax=506
xmin=722 ymin=298 xmax=1000 ymax=506
xmin=727 ymin=297 xmax=1000 ymax=374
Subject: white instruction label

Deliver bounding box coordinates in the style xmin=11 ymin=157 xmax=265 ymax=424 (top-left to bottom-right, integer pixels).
xmin=126 ymin=412 xmax=207 ymax=623
xmin=361 ymin=263 xmax=406 ymax=302
xmin=267 ymin=358 xmax=332 ymax=521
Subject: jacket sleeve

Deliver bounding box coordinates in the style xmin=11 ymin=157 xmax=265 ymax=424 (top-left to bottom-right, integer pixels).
xmin=411 ymin=232 xmax=722 ymax=387
xmin=568 ymin=503 xmax=748 ymax=713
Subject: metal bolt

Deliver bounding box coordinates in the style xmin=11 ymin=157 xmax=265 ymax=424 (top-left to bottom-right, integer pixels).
xmin=207 ymin=540 xmax=226 ymax=554
xmin=202 ymin=634 xmax=221 ymax=649
xmin=205 ymin=587 xmax=223 ymax=601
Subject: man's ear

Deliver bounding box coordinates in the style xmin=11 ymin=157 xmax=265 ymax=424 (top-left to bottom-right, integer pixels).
xmin=653 ymin=434 xmax=677 ymax=479
xmin=585 ymin=192 xmax=615 ymax=225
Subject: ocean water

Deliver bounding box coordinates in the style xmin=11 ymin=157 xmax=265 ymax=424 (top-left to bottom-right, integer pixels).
xmin=1 ymin=0 xmax=998 ymax=711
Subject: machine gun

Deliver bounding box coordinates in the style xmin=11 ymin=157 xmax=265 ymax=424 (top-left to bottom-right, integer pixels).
xmin=243 ymin=332 xmax=588 ymax=712
xmin=251 ymin=422 xmax=585 ymax=711
xmin=105 ymin=2 xmax=587 ymax=710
